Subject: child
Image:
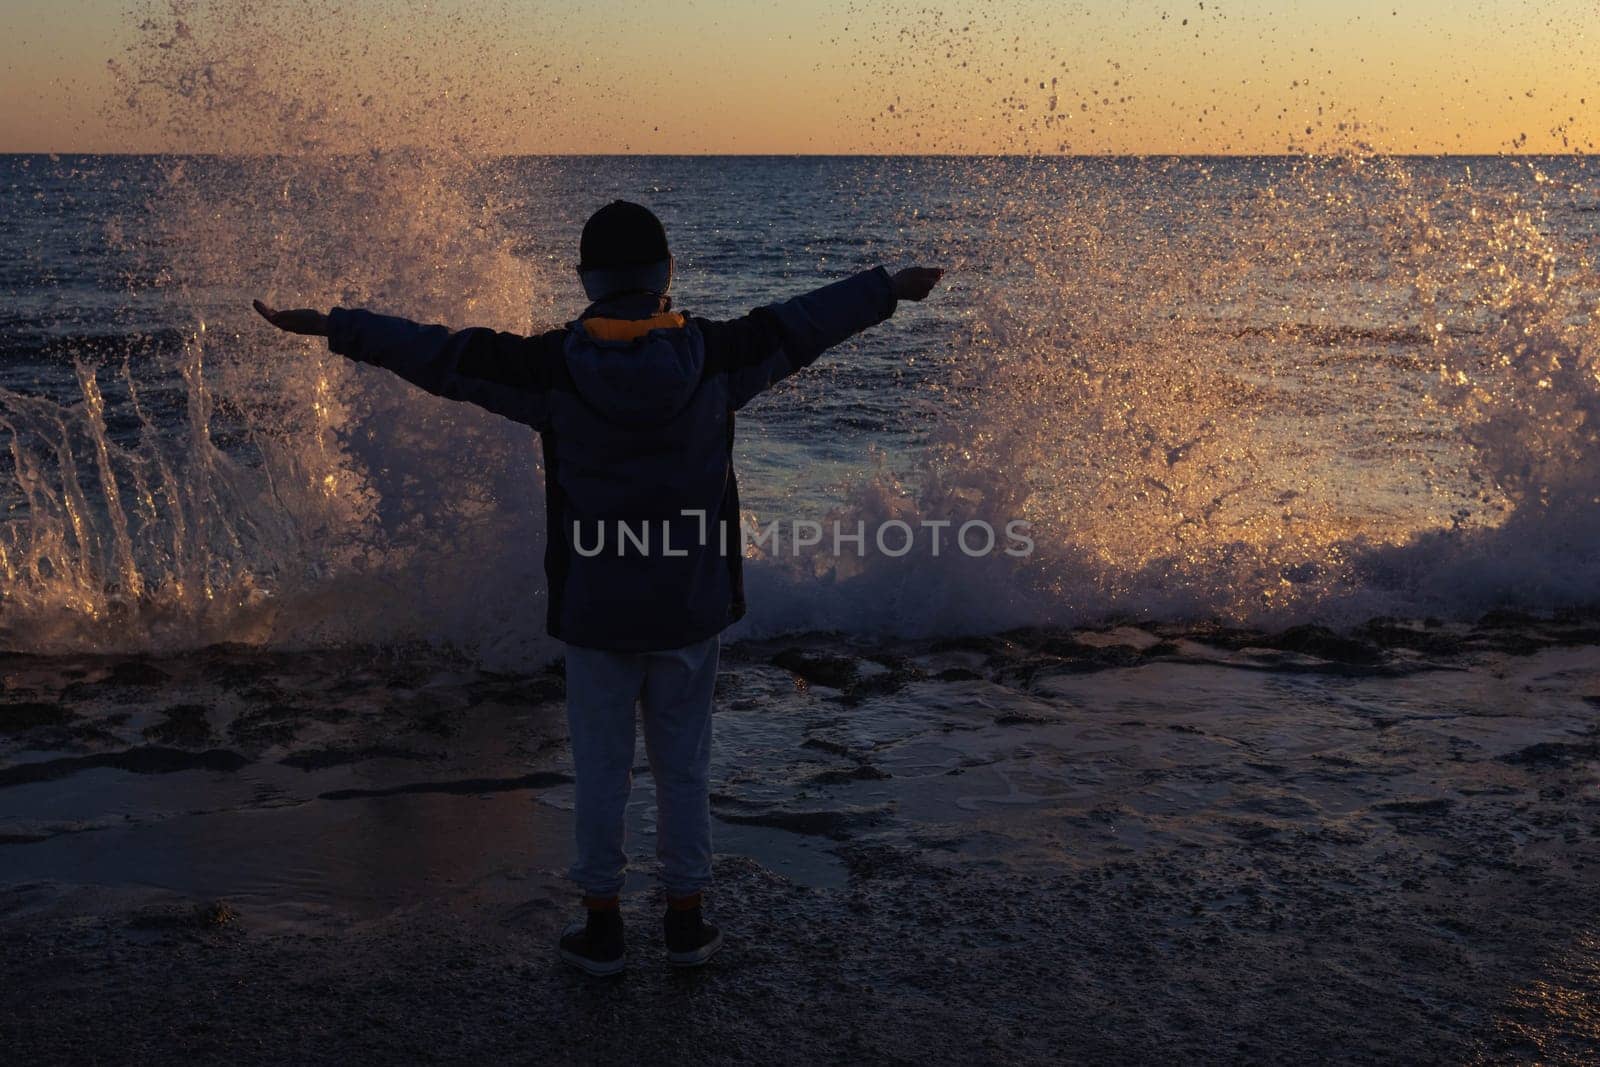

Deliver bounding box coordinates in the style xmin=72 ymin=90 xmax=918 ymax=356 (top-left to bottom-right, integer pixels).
xmin=254 ymin=200 xmax=943 ymax=975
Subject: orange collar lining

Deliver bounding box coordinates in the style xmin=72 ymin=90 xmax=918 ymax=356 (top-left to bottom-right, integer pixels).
xmin=582 ymin=312 xmax=686 ymax=343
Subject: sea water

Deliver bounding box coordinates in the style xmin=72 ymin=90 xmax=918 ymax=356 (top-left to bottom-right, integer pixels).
xmin=2 ymin=2 xmax=1599 ymax=665
xmin=4 ymin=149 xmax=1598 ymax=662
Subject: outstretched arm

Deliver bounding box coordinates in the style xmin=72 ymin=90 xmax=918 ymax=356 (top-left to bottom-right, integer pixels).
xmin=697 ymin=266 xmax=943 ymax=410
xmin=252 ymin=300 xmax=555 ymax=430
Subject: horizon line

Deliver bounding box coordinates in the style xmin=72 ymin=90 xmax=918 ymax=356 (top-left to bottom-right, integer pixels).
xmin=0 ymin=150 xmax=1589 ymax=161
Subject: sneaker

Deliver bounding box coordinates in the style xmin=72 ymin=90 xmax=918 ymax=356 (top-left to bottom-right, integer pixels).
xmin=559 ymin=904 xmax=626 ymax=977
xmin=663 ymin=897 xmax=723 ymax=967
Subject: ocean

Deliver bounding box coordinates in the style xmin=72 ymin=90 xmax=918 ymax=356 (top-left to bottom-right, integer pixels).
xmin=5 ymin=153 xmax=1600 ymax=1061
xmin=4 ymin=152 xmax=1598 ymax=660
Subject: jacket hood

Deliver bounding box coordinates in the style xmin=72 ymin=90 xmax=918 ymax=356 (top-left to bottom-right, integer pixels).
xmin=562 ymin=314 xmax=705 ymax=426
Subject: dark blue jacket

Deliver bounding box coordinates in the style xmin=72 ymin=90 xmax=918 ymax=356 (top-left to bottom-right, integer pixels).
xmin=327 ymin=267 xmax=898 ymax=651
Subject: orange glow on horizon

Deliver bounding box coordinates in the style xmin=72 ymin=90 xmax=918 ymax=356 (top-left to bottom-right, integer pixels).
xmin=1 ymin=0 xmax=1596 ymax=156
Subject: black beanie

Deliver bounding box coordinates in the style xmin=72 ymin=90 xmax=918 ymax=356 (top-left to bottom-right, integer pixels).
xmin=580 ymin=200 xmax=670 ymax=269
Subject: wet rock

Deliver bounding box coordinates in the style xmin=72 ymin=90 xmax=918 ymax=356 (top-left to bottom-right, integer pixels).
xmin=316 ymin=770 xmax=571 ymax=801
xmin=1360 ymin=622 xmax=1463 ymax=657
xmin=1545 ymin=622 xmax=1600 ymax=646
xmin=833 ymin=843 xmax=951 ymax=881
xmin=1501 ymin=734 xmax=1600 ymax=770
xmin=142 ymin=704 xmax=214 ymax=746
xmin=1231 ymin=821 xmax=1282 ymax=844
xmin=1272 ymin=625 xmax=1381 ymax=664
xmin=128 ymin=900 xmax=237 ymax=931
xmin=840 ymin=664 xmax=923 ymax=706
xmin=1475 ymin=608 xmax=1541 ymax=629
xmin=1473 ymin=632 xmax=1551 ymax=656
xmin=772 ymin=649 xmax=859 ymax=689
xmin=7 ymin=626 xmax=1600 ymax=1065
xmin=1036 ymin=636 xmax=1144 ymax=669
xmin=929 ymin=634 xmax=1013 ymax=656
xmin=228 ymin=706 xmax=302 ymax=747
xmin=808 ymin=764 xmax=892 ymax=785
xmin=416 ymin=710 xmax=458 ymax=737
xmin=102 ymin=661 xmax=170 ymax=687
xmin=466 ymin=674 xmax=564 ymax=706
xmin=1376 ymin=798 xmax=1455 ymax=816
xmin=0 ymin=748 xmax=251 ymax=789
xmin=994 ymin=712 xmax=1054 ymax=726
xmin=195 ymin=901 xmax=237 ymax=928
xmin=801 ymin=737 xmax=856 ymax=757
xmin=206 ymin=657 xmax=271 ymax=692
xmin=236 ymin=682 xmax=288 ymax=704
xmin=713 ymin=804 xmax=888 ymax=840
xmin=278 ymin=746 xmax=434 ymax=771
xmin=0 ymin=651 xmax=44 ymax=673
xmin=1187 ymin=624 xmax=1271 ymax=650
xmin=1244 ymin=761 xmax=1288 ymax=776
xmin=0 ymin=701 xmax=74 ymax=732
xmin=999 ymin=625 xmax=1061 ymax=646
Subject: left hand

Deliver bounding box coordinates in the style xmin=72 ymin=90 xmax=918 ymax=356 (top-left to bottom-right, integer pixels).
xmin=253 ymin=299 xmax=330 ymax=336
xmin=889 ymin=267 xmax=945 ymax=302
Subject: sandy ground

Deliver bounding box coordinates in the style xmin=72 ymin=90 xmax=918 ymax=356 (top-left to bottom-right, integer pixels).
xmin=3 ymin=617 xmax=1600 ymax=1064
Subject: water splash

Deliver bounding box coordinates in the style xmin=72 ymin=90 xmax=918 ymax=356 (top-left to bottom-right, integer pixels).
xmin=3 ymin=4 xmax=1600 ymax=661
xmin=757 ymin=154 xmax=1600 ymax=635
xmin=3 ymin=1 xmax=557 ymax=656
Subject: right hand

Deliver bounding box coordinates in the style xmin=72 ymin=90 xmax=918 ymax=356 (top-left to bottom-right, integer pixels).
xmin=889 ymin=267 xmax=945 ymax=302
xmin=253 ymin=299 xmax=330 ymax=336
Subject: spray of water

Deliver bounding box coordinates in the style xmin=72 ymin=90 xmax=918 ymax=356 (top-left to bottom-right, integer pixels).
xmin=2 ymin=1 xmax=560 ymax=656
xmin=761 ymin=154 xmax=1600 ymax=635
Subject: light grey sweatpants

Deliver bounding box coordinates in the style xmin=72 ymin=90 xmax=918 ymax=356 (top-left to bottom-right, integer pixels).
xmin=563 ymin=636 xmax=719 ymax=898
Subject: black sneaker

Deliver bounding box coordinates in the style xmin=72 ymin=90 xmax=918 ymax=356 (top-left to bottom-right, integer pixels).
xmin=663 ymin=902 xmax=723 ymax=967
xmin=559 ymin=907 xmax=626 ymax=977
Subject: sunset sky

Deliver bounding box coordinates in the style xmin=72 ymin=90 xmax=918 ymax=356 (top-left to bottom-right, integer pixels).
xmin=1 ymin=0 xmax=1594 ymax=154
